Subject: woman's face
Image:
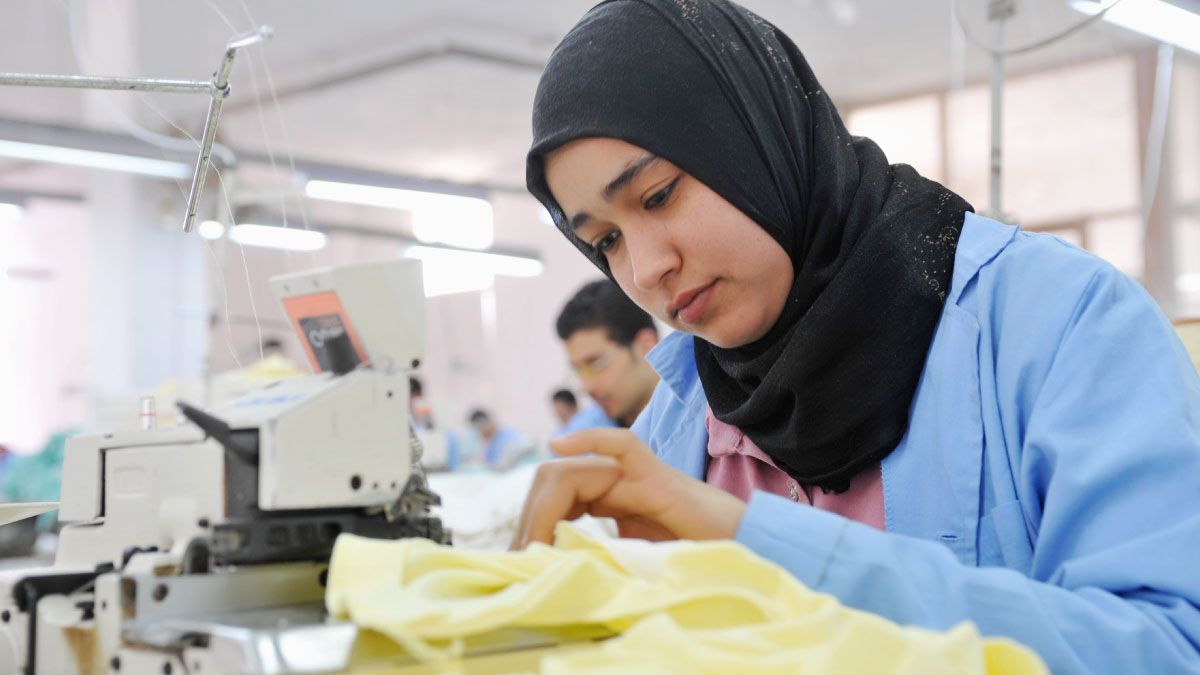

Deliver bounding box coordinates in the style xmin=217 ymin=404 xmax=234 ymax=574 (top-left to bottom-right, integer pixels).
xmin=545 ymin=137 xmax=794 ymax=349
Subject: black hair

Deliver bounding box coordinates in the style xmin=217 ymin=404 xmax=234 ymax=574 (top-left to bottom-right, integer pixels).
xmin=468 ymin=409 xmax=491 ymax=424
xmin=551 ymin=389 xmax=577 ymax=406
xmin=409 ymin=376 xmax=423 ymax=397
xmin=556 ymin=279 xmax=656 ymax=345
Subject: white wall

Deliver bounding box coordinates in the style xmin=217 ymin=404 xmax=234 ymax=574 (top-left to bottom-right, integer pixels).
xmin=482 ymin=192 xmax=611 ymax=444
xmin=0 ymin=178 xmax=213 ymax=452
xmin=0 ymin=199 xmax=92 ymax=452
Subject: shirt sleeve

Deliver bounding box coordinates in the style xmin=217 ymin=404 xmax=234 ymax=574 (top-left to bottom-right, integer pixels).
xmin=736 ymin=264 xmax=1200 ymax=674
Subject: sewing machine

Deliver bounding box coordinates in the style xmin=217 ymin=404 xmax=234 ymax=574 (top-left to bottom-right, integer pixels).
xmin=0 ymin=259 xmax=449 ymax=674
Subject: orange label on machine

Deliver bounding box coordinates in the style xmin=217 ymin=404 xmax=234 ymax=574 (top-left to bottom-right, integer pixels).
xmin=282 ymin=291 xmax=368 ymax=373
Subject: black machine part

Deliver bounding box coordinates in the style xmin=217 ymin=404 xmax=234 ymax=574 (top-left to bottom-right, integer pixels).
xmin=14 ymin=571 xmax=102 ymax=675
xmin=177 ymin=401 xmax=448 ymax=566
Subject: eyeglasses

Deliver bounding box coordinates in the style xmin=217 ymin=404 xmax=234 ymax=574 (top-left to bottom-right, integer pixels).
xmin=571 ymin=347 xmax=628 ymax=378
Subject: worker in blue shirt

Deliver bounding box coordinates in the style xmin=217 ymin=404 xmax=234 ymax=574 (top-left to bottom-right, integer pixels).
xmin=510 ymin=1 xmax=1200 ymax=673
xmin=549 ymin=389 xmax=580 ymax=431
xmin=464 ymin=409 xmax=537 ymax=471
xmin=554 ymin=279 xmax=661 ymax=434
xmin=553 ymin=394 xmax=613 ymax=437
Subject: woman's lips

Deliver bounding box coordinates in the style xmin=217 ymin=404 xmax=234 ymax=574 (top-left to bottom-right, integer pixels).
xmin=675 ymin=282 xmax=715 ymax=325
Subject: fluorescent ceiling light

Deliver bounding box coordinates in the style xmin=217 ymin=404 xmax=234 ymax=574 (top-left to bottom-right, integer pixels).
xmin=417 ymin=264 xmax=495 ymax=298
xmin=402 ymin=245 xmax=544 ymax=298
xmin=229 ymin=223 xmax=327 ymax=251
xmin=305 ymin=179 xmax=494 ymax=250
xmin=1176 ymin=273 xmax=1200 ymax=293
xmin=198 ymin=220 xmax=226 ymax=240
xmin=1070 ymin=0 xmax=1200 ymax=55
xmin=0 ymin=139 xmax=192 ymax=179
xmin=403 ymin=245 xmax=544 ymax=277
xmin=0 ymin=203 xmax=22 ymax=227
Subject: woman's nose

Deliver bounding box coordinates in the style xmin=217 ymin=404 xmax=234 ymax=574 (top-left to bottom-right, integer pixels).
xmin=628 ymin=223 xmax=679 ymax=291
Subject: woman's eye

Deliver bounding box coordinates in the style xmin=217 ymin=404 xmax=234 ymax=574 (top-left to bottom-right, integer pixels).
xmin=643 ymin=179 xmax=678 ymax=210
xmin=594 ymin=231 xmax=622 ymax=254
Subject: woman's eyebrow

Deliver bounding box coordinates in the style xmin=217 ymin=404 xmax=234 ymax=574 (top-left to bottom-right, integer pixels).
xmin=569 ymin=212 xmax=592 ymax=232
xmin=568 ymin=154 xmax=663 ymax=232
xmin=603 ymin=154 xmax=662 ymax=200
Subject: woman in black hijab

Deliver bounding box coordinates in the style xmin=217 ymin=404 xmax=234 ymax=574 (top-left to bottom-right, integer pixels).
xmin=514 ymin=1 xmax=1200 ymax=672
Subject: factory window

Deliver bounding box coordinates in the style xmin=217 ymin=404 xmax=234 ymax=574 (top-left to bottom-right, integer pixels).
xmin=845 ymin=94 xmax=944 ymax=183
xmin=847 ymin=56 xmax=1154 ymax=292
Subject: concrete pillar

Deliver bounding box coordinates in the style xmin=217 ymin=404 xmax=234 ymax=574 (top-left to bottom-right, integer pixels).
xmin=82 ymin=0 xmax=209 ymax=427
xmin=1136 ymin=47 xmax=1177 ymax=316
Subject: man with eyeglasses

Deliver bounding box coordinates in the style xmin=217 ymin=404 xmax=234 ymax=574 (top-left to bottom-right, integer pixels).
xmin=555 ymin=279 xmax=660 ymax=432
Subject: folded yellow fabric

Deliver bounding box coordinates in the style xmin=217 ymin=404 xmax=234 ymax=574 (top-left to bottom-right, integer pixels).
xmin=326 ymin=523 xmax=1045 ymax=674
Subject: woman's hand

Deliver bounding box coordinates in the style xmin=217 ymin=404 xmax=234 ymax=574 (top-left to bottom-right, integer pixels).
xmin=510 ymin=428 xmax=748 ymax=549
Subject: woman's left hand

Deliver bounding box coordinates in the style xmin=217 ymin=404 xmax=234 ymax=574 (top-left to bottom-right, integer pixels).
xmin=510 ymin=428 xmax=748 ymax=549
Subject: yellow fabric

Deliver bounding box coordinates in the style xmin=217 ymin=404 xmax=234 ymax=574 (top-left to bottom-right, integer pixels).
xmin=241 ymin=352 xmax=308 ymax=379
xmin=326 ymin=523 xmax=1046 ymax=674
xmin=1174 ymin=321 xmax=1200 ymax=373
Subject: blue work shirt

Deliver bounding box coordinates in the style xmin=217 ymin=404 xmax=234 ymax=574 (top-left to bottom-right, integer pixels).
xmin=483 ymin=426 xmax=532 ymax=469
xmin=555 ymin=403 xmax=619 ymax=437
xmin=631 ymin=212 xmax=1200 ymax=673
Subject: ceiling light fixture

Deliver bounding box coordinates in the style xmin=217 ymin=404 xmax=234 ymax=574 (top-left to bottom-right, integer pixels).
xmin=197 ymin=220 xmax=226 ymax=240
xmin=401 ymin=244 xmax=544 ymax=297
xmin=229 ymin=223 xmax=327 ymax=251
xmin=304 ymin=179 xmax=494 ymax=250
xmin=0 ymin=139 xmax=192 ymax=180
xmin=403 ymin=245 xmax=543 ymax=277
xmin=0 ymin=202 xmax=23 ymax=227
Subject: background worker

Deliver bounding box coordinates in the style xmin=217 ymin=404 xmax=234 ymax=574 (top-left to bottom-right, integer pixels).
xmin=466 ymin=409 xmax=538 ymax=471
xmin=550 ymin=389 xmax=579 ymax=429
xmin=555 ymin=279 xmax=660 ymax=431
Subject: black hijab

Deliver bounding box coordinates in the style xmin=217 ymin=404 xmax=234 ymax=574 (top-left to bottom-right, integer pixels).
xmin=527 ymin=0 xmax=972 ymax=492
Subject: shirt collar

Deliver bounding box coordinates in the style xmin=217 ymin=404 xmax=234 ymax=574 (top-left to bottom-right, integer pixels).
xmin=949 ymin=212 xmax=1018 ymax=304
xmin=646 ymin=330 xmax=699 ymax=402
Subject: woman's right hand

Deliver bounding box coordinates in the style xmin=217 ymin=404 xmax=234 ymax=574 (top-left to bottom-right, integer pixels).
xmin=510 ymin=428 xmax=748 ymax=549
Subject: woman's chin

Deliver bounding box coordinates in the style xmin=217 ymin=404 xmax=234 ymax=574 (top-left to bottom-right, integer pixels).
xmin=695 ymin=328 xmax=743 ymax=350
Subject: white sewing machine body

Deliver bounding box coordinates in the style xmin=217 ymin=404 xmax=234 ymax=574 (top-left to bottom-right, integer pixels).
xmin=0 ymin=260 xmax=449 ymax=675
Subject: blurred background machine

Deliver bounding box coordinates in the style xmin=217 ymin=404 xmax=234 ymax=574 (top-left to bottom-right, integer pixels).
xmin=0 ymin=259 xmax=447 ymax=674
